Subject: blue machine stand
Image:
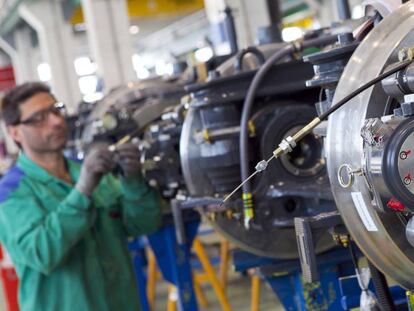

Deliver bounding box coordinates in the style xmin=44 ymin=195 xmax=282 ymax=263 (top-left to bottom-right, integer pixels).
xmin=338 ymin=273 xmax=407 ymax=310
xmin=129 ymin=238 xmax=152 ymax=311
xmin=129 ymin=199 xmax=409 ymax=311
xmin=130 ymin=208 xmax=201 ymax=311
xmin=147 ymin=219 xmax=200 ymax=311
xmin=233 ymin=247 xmax=356 ymax=310
xmin=232 ymin=248 xmax=410 ymax=311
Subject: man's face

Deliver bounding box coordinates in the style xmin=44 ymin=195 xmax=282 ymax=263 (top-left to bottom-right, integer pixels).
xmin=8 ymin=92 xmax=68 ymax=154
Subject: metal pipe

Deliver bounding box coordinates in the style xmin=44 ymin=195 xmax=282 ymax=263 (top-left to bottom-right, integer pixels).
xmin=223 ymin=7 xmax=238 ymax=54
xmin=336 ymin=0 xmax=351 ymax=20
xmin=0 ymin=0 xmax=28 ymax=36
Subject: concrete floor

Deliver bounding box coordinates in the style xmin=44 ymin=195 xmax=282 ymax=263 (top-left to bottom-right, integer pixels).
xmin=149 ymin=228 xmax=284 ymax=311
xmin=152 ymin=268 xmax=283 ymax=311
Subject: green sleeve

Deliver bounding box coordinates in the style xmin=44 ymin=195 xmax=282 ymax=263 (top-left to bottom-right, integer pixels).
xmin=0 ymin=188 xmax=94 ymax=275
xmin=118 ymin=175 xmax=162 ymax=237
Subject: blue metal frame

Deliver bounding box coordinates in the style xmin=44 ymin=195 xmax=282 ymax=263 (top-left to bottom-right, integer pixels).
xmin=129 ymin=238 xmax=151 ymax=311
xmin=339 ymin=274 xmax=407 ymax=310
xmin=146 ymin=220 xmax=200 ymax=311
xmin=233 ymin=248 xmax=355 ymax=310
xmin=131 ymin=219 xmax=411 ymax=311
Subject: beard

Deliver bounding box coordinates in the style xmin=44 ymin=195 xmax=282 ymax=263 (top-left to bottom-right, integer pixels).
xmin=25 ymin=125 xmax=69 ymax=153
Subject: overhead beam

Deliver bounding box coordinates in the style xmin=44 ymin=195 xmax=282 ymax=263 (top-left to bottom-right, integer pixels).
xmin=0 ymin=0 xmax=29 ymax=37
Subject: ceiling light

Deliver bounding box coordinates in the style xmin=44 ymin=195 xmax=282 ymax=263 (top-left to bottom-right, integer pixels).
xmin=129 ymin=25 xmax=140 ymax=35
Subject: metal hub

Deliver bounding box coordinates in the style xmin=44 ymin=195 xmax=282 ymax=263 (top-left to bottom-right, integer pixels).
xmin=382 ymin=118 xmax=414 ymax=208
xmin=280 ymin=125 xmax=325 ymax=178
xmin=326 ymin=3 xmax=414 ymax=289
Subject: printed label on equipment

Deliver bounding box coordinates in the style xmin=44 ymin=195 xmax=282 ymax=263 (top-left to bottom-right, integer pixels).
xmin=351 ymin=192 xmax=378 ymax=232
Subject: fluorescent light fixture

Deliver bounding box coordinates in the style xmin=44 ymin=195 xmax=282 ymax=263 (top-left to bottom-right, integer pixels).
xmin=352 ymin=5 xmax=364 ymax=19
xmin=132 ymin=54 xmax=150 ymax=79
xmin=74 ymin=57 xmax=96 ymax=76
xmin=195 ymin=46 xmax=214 ymax=62
xmin=282 ymin=27 xmax=303 ymax=42
xmin=78 ymin=75 xmax=98 ymax=95
xmin=37 ymin=63 xmax=52 ymax=82
xmin=155 ymin=60 xmax=166 ymax=76
xmin=83 ymin=92 xmax=104 ymax=103
xmin=165 ymin=63 xmax=174 ymax=76
xmin=129 ymin=25 xmax=140 ymax=35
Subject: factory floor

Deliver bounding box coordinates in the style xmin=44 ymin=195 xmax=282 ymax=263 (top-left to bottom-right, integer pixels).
xmin=0 ymin=261 xmax=282 ymax=311
xmin=149 ymin=226 xmax=283 ymax=311
xmin=0 ymin=260 xmax=283 ymax=311
xmin=152 ymin=267 xmax=283 ymax=311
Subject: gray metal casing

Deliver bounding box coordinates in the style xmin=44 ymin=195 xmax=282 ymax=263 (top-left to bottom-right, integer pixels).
xmin=326 ymin=3 xmax=414 ymax=289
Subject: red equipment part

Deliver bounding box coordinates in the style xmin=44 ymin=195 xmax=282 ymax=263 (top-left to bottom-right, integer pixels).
xmin=0 ymin=66 xmax=15 ymax=93
xmin=0 ymin=246 xmax=19 ymax=311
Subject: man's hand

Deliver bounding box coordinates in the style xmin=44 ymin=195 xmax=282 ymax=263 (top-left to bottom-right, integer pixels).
xmin=75 ymin=144 xmax=116 ymax=196
xmin=116 ymin=143 xmax=141 ymax=178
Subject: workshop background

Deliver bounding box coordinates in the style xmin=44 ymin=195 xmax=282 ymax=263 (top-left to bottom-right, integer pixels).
xmin=1 ymin=0 xmax=414 ymax=311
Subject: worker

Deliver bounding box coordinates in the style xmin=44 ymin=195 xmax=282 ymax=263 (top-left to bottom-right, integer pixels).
xmin=0 ymin=82 xmax=162 ymax=311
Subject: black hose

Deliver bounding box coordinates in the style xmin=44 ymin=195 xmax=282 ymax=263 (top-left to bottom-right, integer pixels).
xmin=234 ymin=47 xmax=266 ymax=72
xmin=318 ymin=59 xmax=413 ymax=121
xmin=239 ymin=34 xmax=338 ymax=196
xmin=367 ymin=260 xmax=396 ymax=311
xmin=239 ymin=44 xmax=294 ymax=195
xmin=223 ymin=7 xmax=238 ymax=54
xmin=348 ymin=240 xmax=359 ymax=270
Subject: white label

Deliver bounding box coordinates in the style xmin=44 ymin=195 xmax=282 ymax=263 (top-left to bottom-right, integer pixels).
xmin=404 ymin=94 xmax=414 ymax=103
xmin=351 ymin=192 xmax=378 ymax=232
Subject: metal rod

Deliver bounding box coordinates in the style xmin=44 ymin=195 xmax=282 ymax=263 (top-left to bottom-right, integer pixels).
xmin=336 ymin=0 xmax=351 ymax=20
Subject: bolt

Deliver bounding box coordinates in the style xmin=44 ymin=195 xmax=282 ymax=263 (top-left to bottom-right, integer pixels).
xmin=255 ymin=160 xmax=268 ymax=172
xmin=337 ymin=33 xmax=353 ymax=46
xmin=399 ymin=47 xmax=414 ymax=62
xmin=340 ymin=235 xmax=349 ymax=247
xmin=208 ymin=70 xmax=220 ymax=80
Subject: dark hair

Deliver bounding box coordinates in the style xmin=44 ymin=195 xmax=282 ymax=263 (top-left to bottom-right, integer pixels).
xmin=1 ymin=82 xmax=52 ymax=126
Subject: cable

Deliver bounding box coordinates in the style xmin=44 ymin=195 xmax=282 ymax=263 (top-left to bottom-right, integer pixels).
xmin=348 ymin=240 xmax=359 ymax=271
xmin=234 ymin=47 xmax=266 ymax=72
xmin=367 ymin=260 xmax=396 ymax=311
xmin=239 ymin=44 xmax=295 ymax=193
xmin=319 ymin=59 xmax=413 ymax=120
xmin=238 ymin=33 xmax=338 ymax=226
xmin=222 ymin=57 xmax=414 ymax=206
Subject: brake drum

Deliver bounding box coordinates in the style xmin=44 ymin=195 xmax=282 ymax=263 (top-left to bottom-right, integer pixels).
xmin=326 ymin=3 xmax=414 ymax=289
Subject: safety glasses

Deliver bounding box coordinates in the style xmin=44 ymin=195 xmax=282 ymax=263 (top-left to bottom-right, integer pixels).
xmin=17 ymin=102 xmax=67 ymax=126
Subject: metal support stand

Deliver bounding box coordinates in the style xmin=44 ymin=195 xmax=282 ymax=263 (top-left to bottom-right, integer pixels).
xmin=130 ymin=209 xmax=200 ymax=311
xmin=147 ymin=212 xmax=200 ymax=311
xmin=232 ymin=248 xmax=354 ymax=310
xmin=294 ymin=211 xmax=344 ymax=283
xmin=129 ymin=238 xmax=151 ymax=311
xmin=339 ymin=274 xmax=407 ymax=310
xmin=129 ymin=197 xmax=223 ymax=311
xmin=294 ymin=211 xmax=408 ymax=309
